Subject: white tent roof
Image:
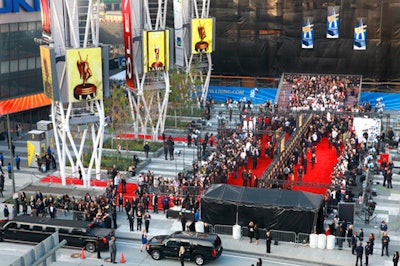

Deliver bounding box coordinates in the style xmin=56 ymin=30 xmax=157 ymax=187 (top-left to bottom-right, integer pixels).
xmin=110 ymin=70 xmax=126 ymax=81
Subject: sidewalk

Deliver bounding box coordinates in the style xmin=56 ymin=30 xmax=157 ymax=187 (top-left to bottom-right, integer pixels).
xmin=111 ymin=209 xmax=396 ymax=266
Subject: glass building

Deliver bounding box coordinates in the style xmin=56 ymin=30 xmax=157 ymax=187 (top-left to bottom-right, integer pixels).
xmin=0 ymin=7 xmax=50 ymax=131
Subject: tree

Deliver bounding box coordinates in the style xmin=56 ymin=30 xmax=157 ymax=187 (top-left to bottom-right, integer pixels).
xmin=168 ymin=66 xmax=202 ymax=127
xmin=103 ymin=83 xmax=133 ymax=161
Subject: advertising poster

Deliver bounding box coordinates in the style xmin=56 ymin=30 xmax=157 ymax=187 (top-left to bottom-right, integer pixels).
xmin=143 ymin=30 xmax=169 ymax=73
xmin=122 ymin=0 xmax=135 ymax=88
xmin=302 ymin=17 xmax=314 ymax=49
xmin=326 ymin=6 xmax=340 ymax=38
xmin=191 ymin=18 xmax=214 ymax=54
xmin=39 ymin=45 xmax=59 ymax=101
xmin=66 ymin=48 xmax=103 ymax=103
xmin=354 ymin=18 xmax=367 ymax=50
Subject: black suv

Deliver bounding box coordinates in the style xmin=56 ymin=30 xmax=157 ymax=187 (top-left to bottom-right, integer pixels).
xmin=146 ymin=231 xmax=223 ymax=265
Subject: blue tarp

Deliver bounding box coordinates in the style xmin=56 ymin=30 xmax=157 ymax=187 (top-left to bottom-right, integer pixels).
xmin=208 ymin=86 xmax=400 ymax=110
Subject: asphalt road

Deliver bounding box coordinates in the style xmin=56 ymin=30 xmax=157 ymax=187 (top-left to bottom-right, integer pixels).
xmin=0 ymin=239 xmax=324 ymax=266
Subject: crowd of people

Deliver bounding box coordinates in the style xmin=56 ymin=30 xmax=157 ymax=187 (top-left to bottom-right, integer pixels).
xmin=2 ymin=72 xmax=400 ymax=265
xmin=285 ymin=74 xmax=362 ymax=112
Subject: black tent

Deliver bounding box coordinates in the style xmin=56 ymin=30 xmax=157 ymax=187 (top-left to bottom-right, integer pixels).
xmin=200 ymin=184 xmax=324 ymax=234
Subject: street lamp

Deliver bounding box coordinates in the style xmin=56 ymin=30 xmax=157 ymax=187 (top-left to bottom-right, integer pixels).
xmin=6 ymin=114 xmax=16 ymax=194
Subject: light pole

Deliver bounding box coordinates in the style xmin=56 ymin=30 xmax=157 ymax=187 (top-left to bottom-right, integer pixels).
xmin=182 ymin=142 xmax=186 ymax=172
xmin=6 ymin=114 xmax=16 ymax=194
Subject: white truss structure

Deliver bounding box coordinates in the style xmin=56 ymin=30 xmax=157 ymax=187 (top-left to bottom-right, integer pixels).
xmin=41 ymin=0 xmax=106 ymax=187
xmin=126 ymin=0 xmax=170 ymax=140
xmin=174 ymin=0 xmax=213 ymax=107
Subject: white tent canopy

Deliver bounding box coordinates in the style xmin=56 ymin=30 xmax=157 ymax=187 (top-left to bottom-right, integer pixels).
xmin=110 ymin=70 xmax=126 ymax=81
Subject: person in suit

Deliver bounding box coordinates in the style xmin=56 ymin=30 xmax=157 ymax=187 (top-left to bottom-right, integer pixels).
xmin=365 ymin=241 xmax=371 ymax=265
xmin=382 ymin=231 xmax=390 ymax=256
xmin=359 ymin=228 xmax=364 ymax=242
xmin=109 ymin=236 xmax=117 ymax=263
xmin=265 ymin=230 xmax=272 ymax=254
xmin=143 ymin=142 xmax=150 ymax=158
xmin=152 ymin=194 xmax=159 ymax=213
xmin=393 ymin=251 xmax=399 ymax=266
xmin=355 ymin=242 xmax=363 ymax=266
xmin=351 ymin=231 xmax=358 ymax=255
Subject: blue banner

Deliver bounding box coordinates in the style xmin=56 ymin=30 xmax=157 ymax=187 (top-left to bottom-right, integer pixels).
xmin=302 ymin=17 xmax=314 ymax=49
xmin=359 ymin=92 xmax=400 ymax=110
xmin=327 ymin=6 xmax=340 ymax=39
xmin=208 ymin=86 xmax=277 ymax=105
xmin=207 ymin=87 xmax=400 ymax=111
xmin=354 ymin=18 xmax=367 ymax=50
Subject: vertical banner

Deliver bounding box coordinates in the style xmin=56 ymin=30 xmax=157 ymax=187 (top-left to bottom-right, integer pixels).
xmin=302 ymin=17 xmax=314 ymax=49
xmin=327 ymin=6 xmax=340 ymax=38
xmin=40 ymin=0 xmax=51 ymax=39
xmin=354 ymin=18 xmax=367 ymax=50
xmin=191 ymin=18 xmax=214 ymax=54
xmin=173 ymin=0 xmax=184 ymax=67
xmin=143 ymin=30 xmax=170 ymax=73
xmin=39 ymin=45 xmax=59 ymax=101
xmin=66 ymin=48 xmax=103 ymax=103
xmin=122 ymin=0 xmax=135 ymax=88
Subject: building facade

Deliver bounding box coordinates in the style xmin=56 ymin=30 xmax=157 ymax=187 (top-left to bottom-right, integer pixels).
xmin=0 ymin=3 xmax=50 ymax=131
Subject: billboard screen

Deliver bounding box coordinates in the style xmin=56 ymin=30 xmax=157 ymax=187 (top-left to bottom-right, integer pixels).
xmin=191 ymin=18 xmax=214 ymax=54
xmin=143 ymin=30 xmax=169 ymax=73
xmin=66 ymin=47 xmax=103 ymax=102
xmin=39 ymin=45 xmax=59 ymax=101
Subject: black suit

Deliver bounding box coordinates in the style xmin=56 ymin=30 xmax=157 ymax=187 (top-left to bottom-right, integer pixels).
xmin=265 ymin=232 xmax=272 ymax=253
xmin=355 ymin=244 xmax=363 ymax=266
xmin=365 ymin=243 xmax=371 ymax=265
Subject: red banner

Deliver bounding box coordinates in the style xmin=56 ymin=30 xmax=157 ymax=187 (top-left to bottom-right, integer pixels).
xmin=122 ymin=0 xmax=135 ymax=88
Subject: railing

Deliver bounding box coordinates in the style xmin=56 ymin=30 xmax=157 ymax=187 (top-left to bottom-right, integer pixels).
xmin=241 ymin=227 xmax=297 ymax=243
xmin=210 ymin=224 xmax=400 ymax=250
xmin=213 ymin=225 xmax=234 ymax=236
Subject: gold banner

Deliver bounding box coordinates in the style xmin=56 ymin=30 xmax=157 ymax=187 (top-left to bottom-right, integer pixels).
xmin=40 ymin=46 xmax=55 ymax=100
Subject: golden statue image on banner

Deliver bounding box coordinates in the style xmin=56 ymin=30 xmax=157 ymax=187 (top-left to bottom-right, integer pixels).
xmin=66 ymin=47 xmax=103 ymax=102
xmin=143 ymin=30 xmax=169 ymax=73
xmin=191 ymin=18 xmax=214 ymax=54
xmin=40 ymin=46 xmax=55 ymax=100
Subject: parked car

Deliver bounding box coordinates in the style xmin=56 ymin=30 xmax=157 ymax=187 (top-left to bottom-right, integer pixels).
xmin=146 ymin=230 xmax=223 ymax=265
xmin=0 ymin=215 xmax=114 ymax=252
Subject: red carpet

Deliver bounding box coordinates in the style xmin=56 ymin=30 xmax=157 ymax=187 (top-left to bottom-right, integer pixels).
xmin=40 ymin=176 xmax=138 ymax=195
xmin=291 ymin=138 xmax=339 ymax=194
xmin=39 ymin=176 xmax=177 ymax=210
xmin=227 ymin=134 xmax=273 ymax=187
xmin=40 ymin=134 xmax=337 ymax=200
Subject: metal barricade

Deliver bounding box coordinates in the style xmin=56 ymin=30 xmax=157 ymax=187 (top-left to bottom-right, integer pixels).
xmin=297 ymin=232 xmax=310 ymax=244
xmin=270 ymin=229 xmax=297 ymax=243
xmin=213 ymin=224 xmax=234 ymax=236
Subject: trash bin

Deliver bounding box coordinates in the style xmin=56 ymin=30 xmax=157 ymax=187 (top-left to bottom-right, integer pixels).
xmin=195 ymin=221 xmax=204 ymax=233
xmin=317 ymin=234 xmax=327 ymax=249
xmin=232 ymin=224 xmax=241 ymax=240
xmin=309 ymin=233 xmax=318 ymax=248
xmin=326 ymin=235 xmax=335 ymax=249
